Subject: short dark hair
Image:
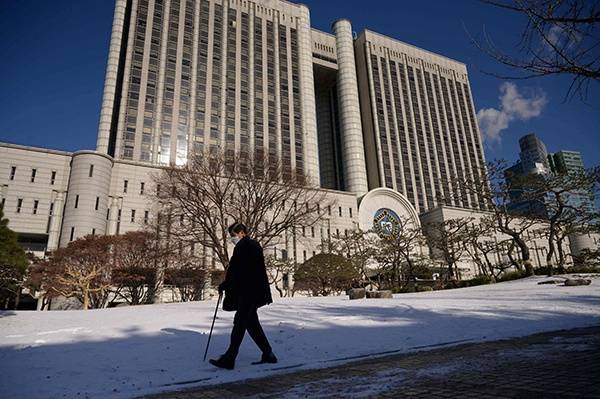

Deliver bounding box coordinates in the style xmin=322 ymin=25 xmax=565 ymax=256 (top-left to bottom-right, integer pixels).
xmin=228 ymin=222 xmax=248 ymax=236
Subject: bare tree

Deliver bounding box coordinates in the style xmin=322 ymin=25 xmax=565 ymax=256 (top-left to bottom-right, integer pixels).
xmin=151 ymin=151 xmax=331 ymax=274
xmin=375 ymin=217 xmax=427 ymax=285
xmin=473 ymin=0 xmax=600 ymax=100
xmin=424 ymin=218 xmax=473 ymax=280
xmin=455 ymin=160 xmax=538 ymax=275
xmin=110 ymin=231 xmax=171 ymax=305
xmin=463 ymin=217 xmax=500 ymax=277
xmin=328 ymin=228 xmax=382 ymax=288
xmin=43 ymin=235 xmax=113 ymax=310
xmin=526 ymin=167 xmax=600 ymax=274
xmin=264 ymin=255 xmax=295 ymax=297
xmin=164 ymin=250 xmax=207 ymax=302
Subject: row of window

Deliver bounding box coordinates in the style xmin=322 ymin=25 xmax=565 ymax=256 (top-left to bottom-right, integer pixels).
xmin=8 ymin=166 xmax=58 ymax=184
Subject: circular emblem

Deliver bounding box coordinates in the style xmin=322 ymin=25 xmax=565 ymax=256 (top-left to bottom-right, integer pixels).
xmin=373 ymin=208 xmax=401 ymax=239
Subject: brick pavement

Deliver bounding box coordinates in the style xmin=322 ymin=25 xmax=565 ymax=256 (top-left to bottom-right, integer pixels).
xmin=142 ymin=326 xmax=600 ymax=399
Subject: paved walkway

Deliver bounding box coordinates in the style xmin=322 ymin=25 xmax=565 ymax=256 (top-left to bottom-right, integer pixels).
xmin=143 ymin=326 xmax=600 ymax=399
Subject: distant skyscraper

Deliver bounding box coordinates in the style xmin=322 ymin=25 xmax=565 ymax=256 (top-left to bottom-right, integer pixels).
xmin=549 ymin=150 xmax=596 ymax=215
xmin=549 ymin=150 xmax=585 ymax=175
xmin=518 ymin=133 xmax=550 ymax=174
xmin=506 ymin=134 xmax=596 ymax=218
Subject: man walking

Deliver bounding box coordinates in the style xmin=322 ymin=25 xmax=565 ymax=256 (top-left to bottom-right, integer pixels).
xmin=209 ymin=222 xmax=277 ymax=370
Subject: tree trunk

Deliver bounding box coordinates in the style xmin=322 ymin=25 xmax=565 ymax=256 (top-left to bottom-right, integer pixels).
xmin=513 ymin=236 xmax=533 ymax=275
xmin=405 ymin=256 xmax=416 ymax=282
xmin=483 ymin=252 xmax=493 ymax=276
xmin=82 ymin=290 xmax=89 ymax=310
xmin=14 ymin=289 xmax=21 ymax=310
xmin=556 ymin=236 xmax=566 ymax=270
xmin=546 ymin=230 xmax=556 ymax=277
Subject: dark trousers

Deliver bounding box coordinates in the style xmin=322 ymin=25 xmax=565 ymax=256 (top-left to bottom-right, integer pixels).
xmin=224 ymin=300 xmax=272 ymax=359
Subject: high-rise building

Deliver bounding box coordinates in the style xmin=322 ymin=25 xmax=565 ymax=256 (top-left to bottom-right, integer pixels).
xmin=505 ymin=133 xmax=552 ymax=216
xmin=94 ymin=0 xmax=486 ymax=214
xmin=549 ymin=150 xmax=596 ymax=214
xmin=518 ymin=133 xmax=550 ymax=174
xmin=505 ymin=134 xmax=599 ymax=257
xmin=5 ymin=0 xmax=559 ymax=285
xmin=549 ymin=150 xmax=585 ymax=175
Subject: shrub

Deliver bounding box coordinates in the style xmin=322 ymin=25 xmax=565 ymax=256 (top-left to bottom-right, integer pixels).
xmin=568 ymin=265 xmax=600 ymax=273
xmin=416 ymin=285 xmax=433 ymax=292
xmin=294 ymin=253 xmax=360 ymax=296
xmin=470 ymin=275 xmax=494 ymax=286
xmin=443 ymin=275 xmax=495 ymax=289
xmin=533 ymin=265 xmax=567 ymax=275
xmin=497 ymin=270 xmax=527 ymax=282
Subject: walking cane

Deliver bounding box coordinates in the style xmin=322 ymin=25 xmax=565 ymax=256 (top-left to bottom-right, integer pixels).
xmin=203 ymin=292 xmax=222 ymax=361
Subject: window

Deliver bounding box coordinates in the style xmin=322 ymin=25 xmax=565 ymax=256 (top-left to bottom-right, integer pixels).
xmin=74 ymin=195 xmax=79 ymax=209
xmin=311 ymin=226 xmax=315 ymax=237
xmin=9 ymin=166 xmax=16 ymax=181
xmin=106 ymin=208 xmax=110 ymax=220
xmin=144 ymin=210 xmax=149 ymax=224
xmin=33 ymin=200 xmax=39 ymax=215
xmin=95 ymin=197 xmax=100 ymax=211
xmin=349 ymin=208 xmax=353 ymax=218
xmin=303 ymin=250 xmax=307 ymax=262
xmin=89 ymin=164 xmax=94 ymax=177
xmin=1 ymin=198 xmax=5 ymax=209
xmin=16 ymin=198 xmax=23 ymax=213
xmin=31 ymin=169 xmax=37 ymax=183
xmin=92 ymin=228 xmax=96 ymax=236
xmin=123 ymin=180 xmax=128 ymax=193
xmin=302 ymin=226 xmax=306 ymax=237
xmin=117 ymin=209 xmax=122 ymax=234
xmin=140 ymin=182 xmax=145 ymax=195
xmin=70 ymin=227 xmax=75 ymax=241
xmin=46 ymin=203 xmax=54 ymax=233
xmin=338 ymin=206 xmax=342 ymax=217
xmin=131 ymin=209 xmax=136 ymax=223
xmin=328 ymin=205 xmax=331 ymax=216
xmin=51 ymin=171 xmax=56 ymax=185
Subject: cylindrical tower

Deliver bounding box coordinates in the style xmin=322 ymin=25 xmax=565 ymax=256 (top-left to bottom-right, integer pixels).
xmin=332 ymin=19 xmax=369 ymax=196
xmin=297 ymin=4 xmax=321 ymax=186
xmin=96 ymin=0 xmax=129 ymax=154
xmin=59 ymin=151 xmax=114 ymax=247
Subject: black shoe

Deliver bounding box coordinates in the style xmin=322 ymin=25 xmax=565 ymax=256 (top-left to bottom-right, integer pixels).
xmin=209 ymin=355 xmax=235 ymax=370
xmin=252 ymin=351 xmax=278 ymax=365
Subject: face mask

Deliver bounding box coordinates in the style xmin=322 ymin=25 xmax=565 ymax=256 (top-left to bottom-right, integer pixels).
xmin=230 ymin=236 xmax=240 ymax=245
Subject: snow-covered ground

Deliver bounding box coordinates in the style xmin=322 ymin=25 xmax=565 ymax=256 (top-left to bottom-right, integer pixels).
xmin=1 ymin=275 xmax=599 ymax=399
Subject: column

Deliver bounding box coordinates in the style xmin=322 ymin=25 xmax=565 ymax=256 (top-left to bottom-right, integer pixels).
xmin=296 ymin=5 xmax=320 ymax=186
xmin=332 ymin=19 xmax=368 ymax=196
xmin=96 ymin=0 xmax=129 ymax=154
xmin=46 ymin=191 xmax=65 ymax=251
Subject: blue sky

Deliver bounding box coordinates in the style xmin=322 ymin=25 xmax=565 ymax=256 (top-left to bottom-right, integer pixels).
xmin=1 ymin=0 xmax=598 ymax=167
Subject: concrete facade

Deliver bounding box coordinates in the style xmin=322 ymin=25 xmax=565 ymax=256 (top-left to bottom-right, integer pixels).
xmin=1 ymin=0 xmax=590 ymax=278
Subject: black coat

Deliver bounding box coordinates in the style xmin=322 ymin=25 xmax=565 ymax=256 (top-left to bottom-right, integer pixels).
xmin=220 ymin=236 xmax=272 ymax=311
